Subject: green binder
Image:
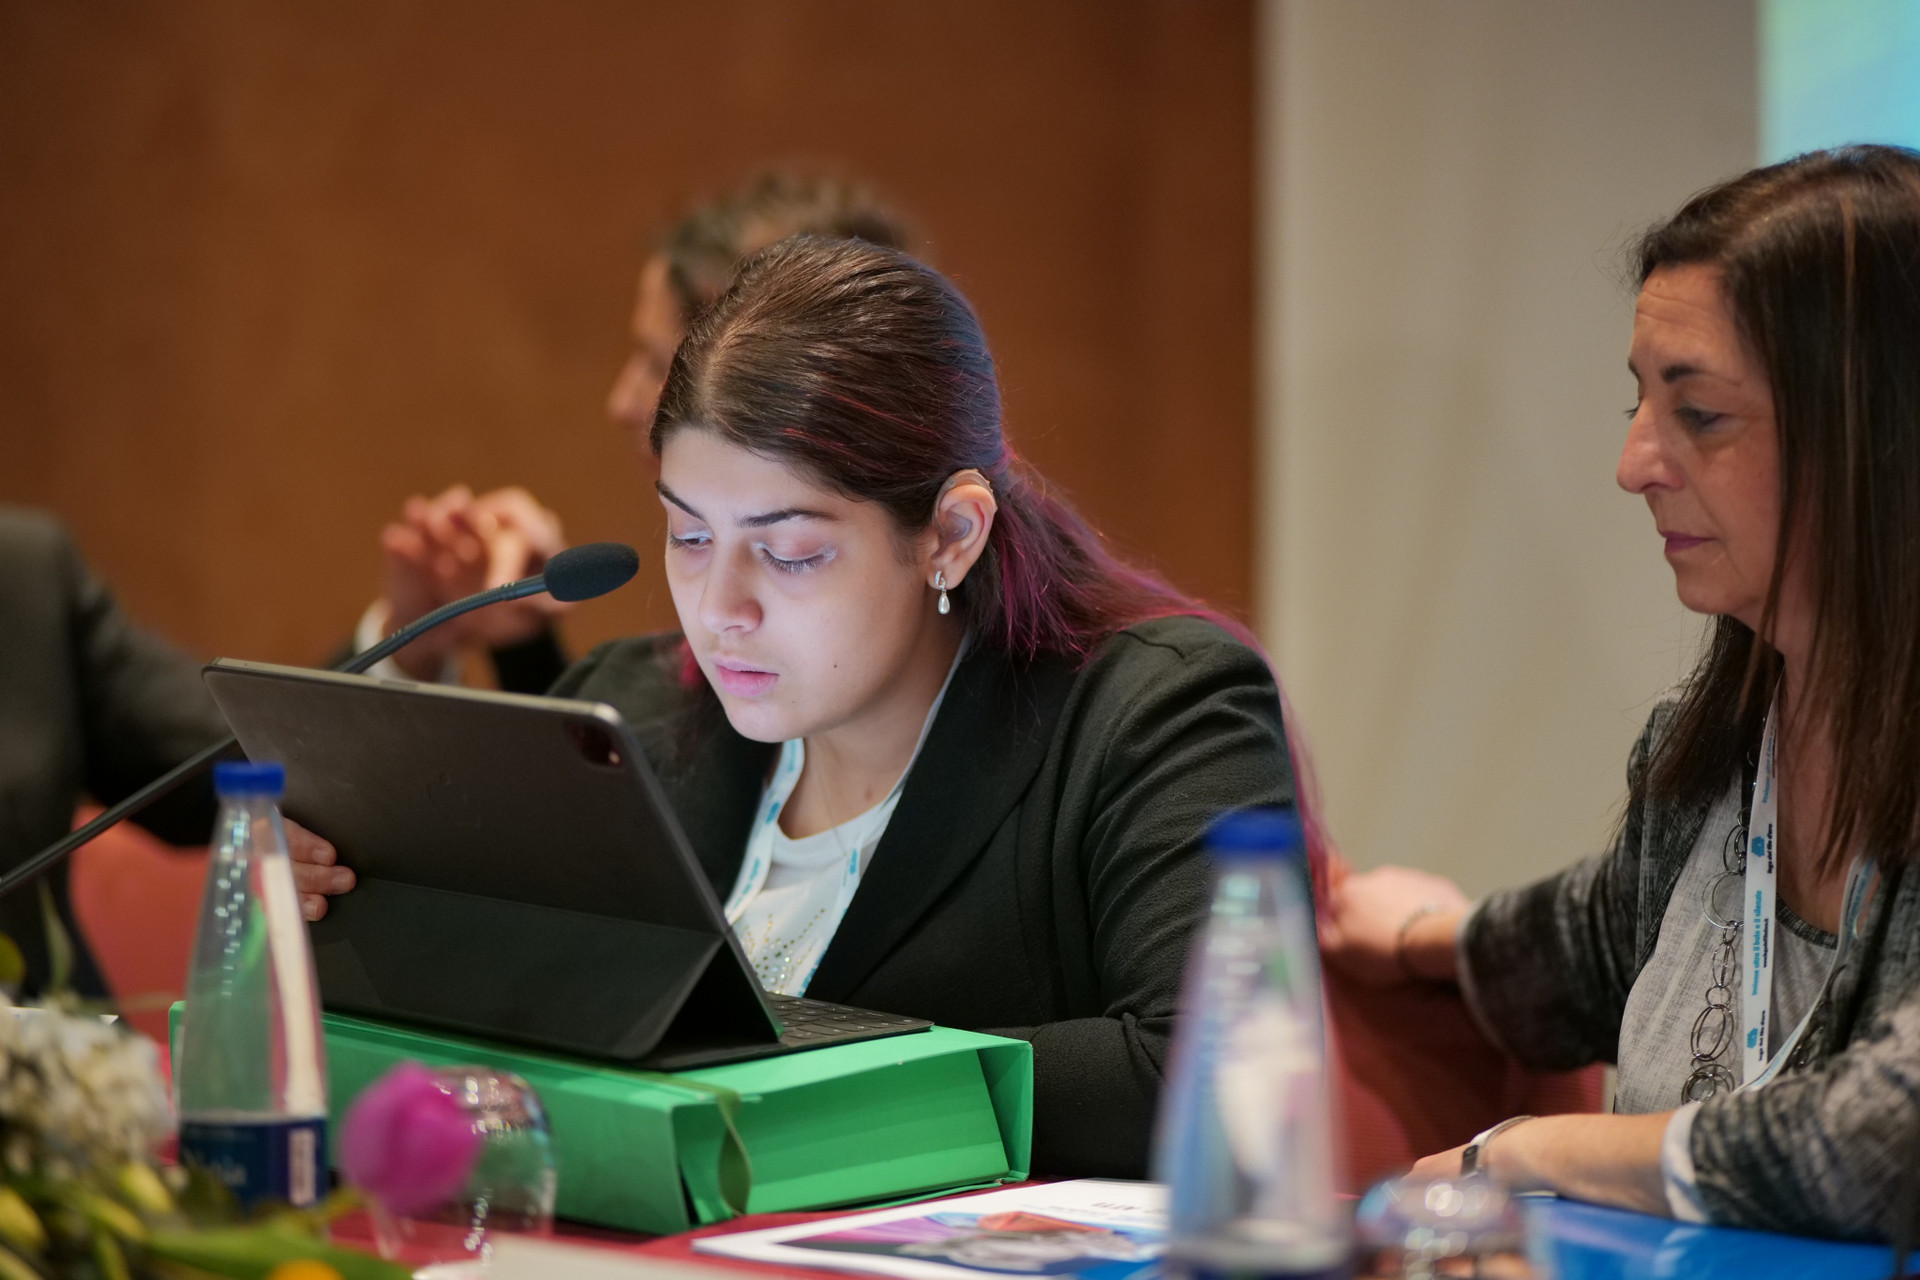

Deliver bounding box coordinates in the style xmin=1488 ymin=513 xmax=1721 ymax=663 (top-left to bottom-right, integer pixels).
xmin=320 ymin=1014 xmax=1032 ymax=1235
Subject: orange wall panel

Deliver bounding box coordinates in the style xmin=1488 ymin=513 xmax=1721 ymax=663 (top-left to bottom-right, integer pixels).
xmin=0 ymin=1 xmax=1253 ymax=668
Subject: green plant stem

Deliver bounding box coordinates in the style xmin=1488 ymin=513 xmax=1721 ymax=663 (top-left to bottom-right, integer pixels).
xmin=92 ymin=1230 xmax=132 ymax=1280
xmin=0 ymin=1242 xmax=37 ymax=1280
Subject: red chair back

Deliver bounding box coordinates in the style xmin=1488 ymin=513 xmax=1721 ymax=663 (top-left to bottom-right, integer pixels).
xmin=68 ymin=810 xmax=206 ymax=1044
xmin=1323 ymin=968 xmax=1605 ymax=1191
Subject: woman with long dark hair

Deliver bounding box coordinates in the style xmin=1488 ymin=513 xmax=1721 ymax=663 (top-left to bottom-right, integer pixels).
xmin=1323 ymin=146 xmax=1920 ymax=1241
xmin=300 ymin=233 xmax=1295 ymax=1177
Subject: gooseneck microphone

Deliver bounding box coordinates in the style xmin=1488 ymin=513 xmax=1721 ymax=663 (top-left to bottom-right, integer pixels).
xmin=345 ymin=541 xmax=641 ymax=675
xmin=0 ymin=542 xmax=641 ymax=901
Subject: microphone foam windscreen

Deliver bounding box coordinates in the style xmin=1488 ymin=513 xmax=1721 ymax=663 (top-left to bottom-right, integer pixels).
xmin=543 ymin=542 xmax=641 ymax=602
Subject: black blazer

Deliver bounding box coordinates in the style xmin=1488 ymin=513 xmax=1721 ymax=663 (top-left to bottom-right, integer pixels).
xmin=550 ymin=615 xmax=1295 ymax=1178
xmin=0 ymin=507 xmax=229 ymax=993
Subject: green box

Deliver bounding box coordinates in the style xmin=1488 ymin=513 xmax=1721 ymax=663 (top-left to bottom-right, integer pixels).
xmin=320 ymin=1015 xmax=1031 ymax=1234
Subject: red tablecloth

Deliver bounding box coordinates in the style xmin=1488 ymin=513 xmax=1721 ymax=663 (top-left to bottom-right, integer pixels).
xmin=335 ymin=1184 xmax=1025 ymax=1277
xmin=564 ymin=1210 xmax=857 ymax=1277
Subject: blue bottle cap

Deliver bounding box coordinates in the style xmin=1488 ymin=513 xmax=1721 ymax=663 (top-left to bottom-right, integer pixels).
xmin=213 ymin=761 xmax=286 ymax=797
xmin=1206 ymin=807 xmax=1304 ymax=858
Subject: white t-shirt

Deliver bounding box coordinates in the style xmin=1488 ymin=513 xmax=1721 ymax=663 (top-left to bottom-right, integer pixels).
xmin=727 ymin=772 xmax=900 ymax=995
xmin=723 ymin=641 xmax=968 ymax=996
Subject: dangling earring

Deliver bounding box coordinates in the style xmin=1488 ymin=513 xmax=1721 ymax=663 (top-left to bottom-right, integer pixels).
xmin=934 ymin=571 xmax=951 ymax=615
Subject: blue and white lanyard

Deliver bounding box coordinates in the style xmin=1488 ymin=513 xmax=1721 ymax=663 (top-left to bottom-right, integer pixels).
xmin=1738 ymin=700 xmax=1875 ymax=1090
xmin=722 ymin=736 xmax=875 ymax=980
xmin=722 ymin=638 xmax=969 ymax=994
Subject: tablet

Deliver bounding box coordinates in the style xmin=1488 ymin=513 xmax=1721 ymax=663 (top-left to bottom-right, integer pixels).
xmin=202 ymin=659 xmax=927 ymax=1067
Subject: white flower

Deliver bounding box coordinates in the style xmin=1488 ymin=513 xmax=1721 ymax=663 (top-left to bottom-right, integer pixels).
xmin=0 ymin=1008 xmax=170 ymax=1176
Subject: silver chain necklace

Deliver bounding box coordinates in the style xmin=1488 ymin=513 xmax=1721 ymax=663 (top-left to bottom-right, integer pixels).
xmin=1682 ymin=819 xmax=1749 ymax=1102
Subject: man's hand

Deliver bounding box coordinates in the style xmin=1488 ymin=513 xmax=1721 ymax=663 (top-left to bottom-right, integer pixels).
xmin=285 ymin=818 xmax=355 ymax=922
xmin=458 ymin=487 xmax=571 ymax=649
xmin=374 ymin=485 xmax=570 ymax=678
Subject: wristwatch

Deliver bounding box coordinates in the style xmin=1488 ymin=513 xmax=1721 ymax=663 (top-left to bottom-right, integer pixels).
xmin=1460 ymin=1115 xmax=1535 ymax=1176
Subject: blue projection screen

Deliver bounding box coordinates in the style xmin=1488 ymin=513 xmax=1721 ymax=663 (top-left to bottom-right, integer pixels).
xmin=1762 ymin=0 xmax=1920 ymax=160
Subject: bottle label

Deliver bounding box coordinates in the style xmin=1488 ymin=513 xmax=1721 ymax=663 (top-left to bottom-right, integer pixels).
xmin=179 ymin=1116 xmax=328 ymax=1209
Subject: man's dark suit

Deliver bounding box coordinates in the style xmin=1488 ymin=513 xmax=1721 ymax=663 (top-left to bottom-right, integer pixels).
xmin=0 ymin=506 xmax=228 ymax=994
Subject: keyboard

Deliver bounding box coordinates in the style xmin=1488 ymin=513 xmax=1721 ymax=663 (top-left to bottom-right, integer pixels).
xmin=768 ymin=993 xmax=931 ymax=1048
xmin=635 ymin=992 xmax=933 ymax=1070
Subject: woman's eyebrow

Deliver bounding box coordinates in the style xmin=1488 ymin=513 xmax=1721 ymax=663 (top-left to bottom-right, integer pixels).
xmin=1628 ymin=357 xmax=1721 ymax=385
xmin=655 ymin=481 xmax=703 ymax=521
xmin=654 ymin=481 xmax=834 ymax=528
xmin=739 ymin=506 xmax=835 ymax=529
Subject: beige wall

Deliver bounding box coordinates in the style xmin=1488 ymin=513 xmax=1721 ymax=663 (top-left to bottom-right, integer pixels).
xmin=1258 ymin=0 xmax=1757 ymax=896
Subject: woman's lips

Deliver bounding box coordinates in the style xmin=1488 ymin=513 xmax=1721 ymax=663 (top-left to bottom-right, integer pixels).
xmin=711 ymin=659 xmax=777 ymax=698
xmin=1662 ymin=532 xmax=1710 ymax=554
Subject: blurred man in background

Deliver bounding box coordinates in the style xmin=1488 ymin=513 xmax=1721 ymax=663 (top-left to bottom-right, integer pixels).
xmin=0 ymin=505 xmax=228 ymax=995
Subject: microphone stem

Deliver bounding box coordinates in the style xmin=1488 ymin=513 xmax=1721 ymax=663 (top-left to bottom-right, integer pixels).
xmin=0 ymin=572 xmax=549 ymax=901
xmin=0 ymin=736 xmax=242 ymax=901
xmin=340 ymin=575 xmax=544 ymax=675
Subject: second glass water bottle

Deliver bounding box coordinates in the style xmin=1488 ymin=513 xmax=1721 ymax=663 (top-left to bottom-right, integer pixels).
xmin=1153 ymin=807 xmax=1349 ymax=1280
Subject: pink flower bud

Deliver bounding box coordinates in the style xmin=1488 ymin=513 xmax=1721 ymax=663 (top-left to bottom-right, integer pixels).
xmin=340 ymin=1062 xmax=483 ymax=1218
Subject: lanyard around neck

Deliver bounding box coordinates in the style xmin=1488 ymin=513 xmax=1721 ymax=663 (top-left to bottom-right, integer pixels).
xmin=721 ymin=637 xmax=971 ymax=981
xmin=1737 ymin=700 xmax=1874 ymax=1090
xmin=1738 ymin=701 xmax=1782 ymax=1085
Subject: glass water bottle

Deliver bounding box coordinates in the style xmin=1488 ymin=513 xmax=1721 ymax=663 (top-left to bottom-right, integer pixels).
xmin=175 ymin=761 xmax=329 ymax=1209
xmin=1154 ymin=808 xmax=1349 ymax=1279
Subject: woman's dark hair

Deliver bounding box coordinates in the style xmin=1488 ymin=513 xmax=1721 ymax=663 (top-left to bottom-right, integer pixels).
xmin=650 ymin=234 xmax=1223 ymax=666
xmin=658 ymin=172 xmax=913 ymax=321
xmin=1636 ymin=144 xmax=1920 ymax=871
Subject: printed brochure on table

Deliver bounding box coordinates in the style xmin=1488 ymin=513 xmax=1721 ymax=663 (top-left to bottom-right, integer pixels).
xmin=692 ymin=1180 xmax=1165 ymax=1280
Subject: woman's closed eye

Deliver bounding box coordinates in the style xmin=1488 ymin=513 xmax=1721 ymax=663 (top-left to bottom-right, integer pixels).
xmin=1675 ymin=404 xmax=1726 ymax=431
xmin=757 ymin=543 xmax=835 ymax=574
xmin=1623 ymin=399 xmax=1727 ymax=432
xmin=666 ymin=529 xmax=711 ymax=552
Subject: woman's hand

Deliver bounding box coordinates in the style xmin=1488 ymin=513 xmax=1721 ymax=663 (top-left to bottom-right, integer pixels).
xmin=1318 ymin=864 xmax=1471 ymax=986
xmin=1409 ymin=1141 xmax=1471 ymax=1181
xmin=285 ymin=818 xmax=355 ymax=922
xmin=1409 ymin=1114 xmax=1673 ymax=1218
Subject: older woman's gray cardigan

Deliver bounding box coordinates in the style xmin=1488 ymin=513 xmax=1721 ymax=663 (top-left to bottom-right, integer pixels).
xmin=1463 ymin=704 xmax=1920 ymax=1242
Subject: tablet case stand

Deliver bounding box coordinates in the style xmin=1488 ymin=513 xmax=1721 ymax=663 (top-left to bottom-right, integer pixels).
xmin=310 ymin=879 xmax=776 ymax=1067
xmin=201 ymin=659 xmax=877 ymax=1069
